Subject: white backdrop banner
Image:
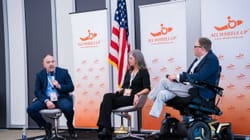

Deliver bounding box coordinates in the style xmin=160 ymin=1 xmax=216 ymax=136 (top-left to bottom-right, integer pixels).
xmin=139 ymin=0 xmax=187 ymax=130
xmin=201 ymin=0 xmax=250 ymax=135
xmin=70 ymin=10 xmax=109 ymax=128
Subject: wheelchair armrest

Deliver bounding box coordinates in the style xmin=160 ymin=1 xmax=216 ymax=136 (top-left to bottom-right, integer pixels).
xmin=192 ymin=81 xmax=223 ymax=96
xmin=186 ymin=74 xmax=224 ymax=96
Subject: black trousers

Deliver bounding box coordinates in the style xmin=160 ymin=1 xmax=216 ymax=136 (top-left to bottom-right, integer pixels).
xmin=97 ymin=93 xmax=134 ymax=129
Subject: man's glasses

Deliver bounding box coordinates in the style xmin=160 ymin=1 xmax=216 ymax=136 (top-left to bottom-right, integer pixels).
xmin=194 ymin=45 xmax=201 ymax=48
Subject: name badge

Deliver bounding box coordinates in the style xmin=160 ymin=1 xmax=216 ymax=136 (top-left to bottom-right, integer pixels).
xmin=50 ymin=92 xmax=58 ymax=101
xmin=123 ymin=89 xmax=132 ymax=96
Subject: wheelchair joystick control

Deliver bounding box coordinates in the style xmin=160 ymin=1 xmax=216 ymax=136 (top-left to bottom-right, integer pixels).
xmin=182 ymin=116 xmax=194 ymax=123
xmin=164 ymin=113 xmax=170 ymax=118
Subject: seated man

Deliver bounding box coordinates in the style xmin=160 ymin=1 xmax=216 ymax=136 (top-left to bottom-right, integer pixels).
xmin=27 ymin=54 xmax=77 ymax=139
xmin=148 ymin=37 xmax=220 ymax=118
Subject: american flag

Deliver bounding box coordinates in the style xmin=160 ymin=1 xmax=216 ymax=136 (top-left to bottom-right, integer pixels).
xmin=109 ymin=0 xmax=131 ymax=87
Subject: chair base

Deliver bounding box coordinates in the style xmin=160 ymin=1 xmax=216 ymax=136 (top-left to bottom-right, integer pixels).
xmin=114 ymin=125 xmax=128 ymax=134
xmin=50 ymin=134 xmax=65 ymax=140
xmin=116 ymin=132 xmax=146 ymax=140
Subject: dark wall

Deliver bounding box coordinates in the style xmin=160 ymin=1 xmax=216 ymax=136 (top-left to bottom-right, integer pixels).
xmin=134 ymin=0 xmax=170 ymax=49
xmin=75 ymin=0 xmax=106 ymax=12
xmin=24 ymin=0 xmax=53 ymax=128
xmin=0 ymin=0 xmax=6 ymax=128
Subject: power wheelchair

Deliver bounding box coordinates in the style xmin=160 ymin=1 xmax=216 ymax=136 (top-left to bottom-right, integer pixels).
xmin=155 ymin=68 xmax=234 ymax=140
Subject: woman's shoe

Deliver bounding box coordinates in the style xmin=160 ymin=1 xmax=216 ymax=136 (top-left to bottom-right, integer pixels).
xmin=98 ymin=128 xmax=112 ymax=136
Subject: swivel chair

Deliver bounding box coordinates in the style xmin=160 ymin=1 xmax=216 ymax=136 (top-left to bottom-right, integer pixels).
xmin=112 ymin=94 xmax=148 ymax=140
xmin=40 ymin=108 xmax=65 ymax=140
xmin=155 ymin=67 xmax=234 ymax=140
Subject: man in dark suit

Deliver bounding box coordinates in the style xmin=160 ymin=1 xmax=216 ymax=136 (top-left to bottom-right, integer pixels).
xmin=27 ymin=54 xmax=77 ymax=139
xmin=148 ymin=37 xmax=220 ymax=118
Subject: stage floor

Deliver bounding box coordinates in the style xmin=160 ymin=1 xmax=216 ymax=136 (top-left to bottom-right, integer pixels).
xmin=0 ymin=128 xmax=247 ymax=140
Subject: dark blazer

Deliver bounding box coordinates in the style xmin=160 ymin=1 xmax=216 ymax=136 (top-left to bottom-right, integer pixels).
xmin=122 ymin=68 xmax=151 ymax=95
xmin=179 ymin=50 xmax=219 ymax=99
xmin=35 ymin=67 xmax=74 ymax=103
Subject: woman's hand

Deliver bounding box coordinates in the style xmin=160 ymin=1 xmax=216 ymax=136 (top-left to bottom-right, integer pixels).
xmin=133 ymin=94 xmax=139 ymax=105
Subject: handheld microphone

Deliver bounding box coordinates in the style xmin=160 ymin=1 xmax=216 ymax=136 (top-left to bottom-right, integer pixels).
xmin=51 ymin=75 xmax=55 ymax=81
xmin=50 ymin=72 xmax=55 ymax=80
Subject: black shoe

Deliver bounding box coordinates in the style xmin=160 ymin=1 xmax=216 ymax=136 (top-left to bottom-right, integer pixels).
xmin=44 ymin=123 xmax=52 ymax=140
xmin=69 ymin=127 xmax=78 ymax=138
xmin=97 ymin=125 xmax=104 ymax=132
xmin=98 ymin=128 xmax=112 ymax=137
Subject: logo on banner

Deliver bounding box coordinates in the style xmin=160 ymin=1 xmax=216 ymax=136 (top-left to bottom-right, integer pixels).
xmin=211 ymin=16 xmax=249 ymax=40
xmin=148 ymin=24 xmax=176 ymax=45
xmin=78 ymin=29 xmax=101 ymax=48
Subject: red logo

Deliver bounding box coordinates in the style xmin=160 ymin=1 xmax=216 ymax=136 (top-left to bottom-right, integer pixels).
xmin=152 ymin=58 xmax=159 ymax=64
xmin=211 ymin=16 xmax=249 ymax=40
xmin=226 ymin=83 xmax=235 ymax=89
xmin=94 ymin=75 xmax=100 ymax=80
xmin=99 ymin=66 xmax=105 ymax=71
xmin=99 ymin=83 xmax=105 ymax=88
xmin=226 ymin=64 xmax=235 ymax=70
xmin=218 ymin=54 xmax=224 ymax=60
xmin=148 ymin=24 xmax=176 ymax=45
xmin=76 ymin=68 xmax=81 ymax=73
xmin=150 ymin=24 xmax=172 ymax=37
xmin=237 ymin=93 xmax=245 ymax=100
xmin=235 ymin=53 xmax=244 ymax=59
xmin=93 ymin=59 xmax=99 ymax=64
xmin=246 ymin=63 xmax=250 ymax=69
xmin=95 ymin=91 xmax=100 ymax=96
xmin=236 ymin=73 xmax=246 ymax=80
xmin=88 ymin=83 xmax=94 ymax=88
xmin=175 ymin=66 xmax=183 ymax=72
xmin=160 ymin=67 xmax=167 ymax=73
xmin=88 ymin=67 xmax=93 ymax=72
xmin=214 ymin=16 xmax=243 ymax=31
xmin=81 ymin=60 xmax=87 ymax=64
xmin=82 ymin=91 xmax=88 ymax=95
xmin=152 ymin=76 xmax=160 ymax=82
xmin=227 ymin=105 xmax=236 ymax=111
xmin=245 ymin=83 xmax=250 ymax=90
xmin=82 ymin=75 xmax=88 ymax=80
xmin=78 ymin=29 xmax=101 ymax=48
xmin=167 ymin=57 xmax=175 ymax=63
xmin=80 ymin=29 xmax=97 ymax=41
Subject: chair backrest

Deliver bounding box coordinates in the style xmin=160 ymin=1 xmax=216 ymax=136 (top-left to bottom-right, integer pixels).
xmin=215 ymin=65 xmax=222 ymax=86
xmin=112 ymin=94 xmax=148 ymax=113
xmin=134 ymin=94 xmax=148 ymax=109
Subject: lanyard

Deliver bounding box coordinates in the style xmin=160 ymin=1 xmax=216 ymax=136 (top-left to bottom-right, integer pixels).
xmin=48 ymin=76 xmax=55 ymax=89
xmin=129 ymin=71 xmax=137 ymax=88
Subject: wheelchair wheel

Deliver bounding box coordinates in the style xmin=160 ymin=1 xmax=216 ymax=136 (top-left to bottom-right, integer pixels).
xmin=187 ymin=121 xmax=210 ymax=140
xmin=220 ymin=126 xmax=234 ymax=140
xmin=159 ymin=117 xmax=179 ymax=139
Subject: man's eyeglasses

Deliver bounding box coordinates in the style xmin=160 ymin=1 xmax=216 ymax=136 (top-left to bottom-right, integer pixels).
xmin=194 ymin=45 xmax=201 ymax=48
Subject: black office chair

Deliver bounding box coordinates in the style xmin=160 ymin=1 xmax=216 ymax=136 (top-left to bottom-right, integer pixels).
xmin=155 ymin=67 xmax=234 ymax=140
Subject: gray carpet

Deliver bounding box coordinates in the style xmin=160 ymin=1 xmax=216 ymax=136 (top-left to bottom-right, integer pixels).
xmin=18 ymin=129 xmax=245 ymax=140
xmin=18 ymin=130 xmax=155 ymax=140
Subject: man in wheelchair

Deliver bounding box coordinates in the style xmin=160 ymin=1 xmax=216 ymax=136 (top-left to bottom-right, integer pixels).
xmin=148 ymin=37 xmax=233 ymax=139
